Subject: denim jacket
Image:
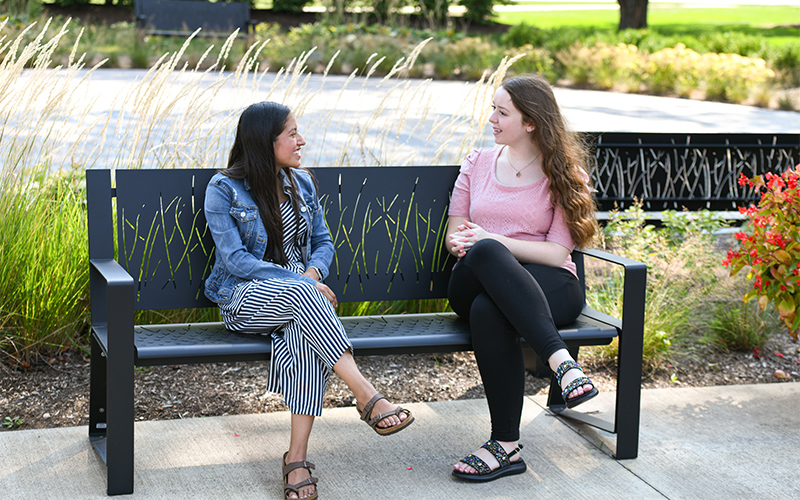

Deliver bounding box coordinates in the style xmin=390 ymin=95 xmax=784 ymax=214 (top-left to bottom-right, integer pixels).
xmin=203 ymin=169 xmax=334 ymax=305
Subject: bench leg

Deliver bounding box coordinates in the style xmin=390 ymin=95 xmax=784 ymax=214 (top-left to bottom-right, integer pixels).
xmin=106 ymin=350 xmax=135 ymax=495
xmin=613 ymin=331 xmax=643 ymax=459
xmin=105 ymin=282 xmax=136 ymax=494
xmin=88 ymin=330 xmax=134 ymax=495
xmin=89 ymin=334 xmax=107 ymax=445
xmin=613 ymin=265 xmax=646 ymax=460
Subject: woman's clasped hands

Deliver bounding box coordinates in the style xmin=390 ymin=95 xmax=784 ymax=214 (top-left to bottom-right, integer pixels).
xmin=448 ymin=220 xmax=488 ymax=258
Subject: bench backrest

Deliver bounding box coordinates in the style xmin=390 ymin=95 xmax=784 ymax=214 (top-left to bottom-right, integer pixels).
xmin=86 ymin=167 xmax=459 ymax=312
xmin=135 ymin=0 xmax=251 ymax=35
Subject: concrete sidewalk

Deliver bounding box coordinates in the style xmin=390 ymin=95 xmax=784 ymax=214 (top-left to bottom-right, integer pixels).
xmin=2 ymin=383 xmax=799 ymax=499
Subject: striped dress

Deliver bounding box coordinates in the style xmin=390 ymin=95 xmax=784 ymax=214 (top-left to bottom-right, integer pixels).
xmin=219 ymin=200 xmax=352 ymax=416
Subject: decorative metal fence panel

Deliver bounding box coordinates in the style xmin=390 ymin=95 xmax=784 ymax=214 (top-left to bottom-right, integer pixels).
xmin=584 ymin=133 xmax=800 ymax=212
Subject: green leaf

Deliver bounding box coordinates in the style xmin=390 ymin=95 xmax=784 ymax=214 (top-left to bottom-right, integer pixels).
xmin=775 ymin=249 xmax=792 ymax=265
xmin=778 ymin=299 xmax=795 ymax=317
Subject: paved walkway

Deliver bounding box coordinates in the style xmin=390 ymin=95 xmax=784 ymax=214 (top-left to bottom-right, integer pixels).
xmin=1 ymin=383 xmax=799 ymax=499
xmin=9 ymin=68 xmax=799 ymax=172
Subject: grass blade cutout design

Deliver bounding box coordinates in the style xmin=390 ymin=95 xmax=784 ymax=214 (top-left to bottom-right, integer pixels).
xmin=119 ymin=173 xmax=215 ymax=307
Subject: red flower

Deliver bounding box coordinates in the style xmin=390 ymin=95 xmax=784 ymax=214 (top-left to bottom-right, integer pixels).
xmin=738 ymin=173 xmax=748 ymax=186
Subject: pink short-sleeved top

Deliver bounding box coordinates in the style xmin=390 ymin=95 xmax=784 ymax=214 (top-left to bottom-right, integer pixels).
xmin=448 ymin=146 xmax=577 ymax=276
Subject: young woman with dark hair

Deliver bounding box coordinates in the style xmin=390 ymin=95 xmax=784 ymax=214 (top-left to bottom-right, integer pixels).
xmin=204 ymin=102 xmax=414 ymax=499
xmin=446 ymin=75 xmax=599 ymax=482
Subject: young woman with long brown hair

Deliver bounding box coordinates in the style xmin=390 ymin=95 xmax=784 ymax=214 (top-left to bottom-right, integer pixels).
xmin=446 ymin=75 xmax=598 ymax=482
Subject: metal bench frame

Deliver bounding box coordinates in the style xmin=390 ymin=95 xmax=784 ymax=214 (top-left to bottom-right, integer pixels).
xmin=87 ymin=166 xmax=646 ymax=495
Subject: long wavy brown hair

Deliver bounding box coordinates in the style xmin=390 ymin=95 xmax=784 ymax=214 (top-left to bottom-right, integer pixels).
xmin=501 ymin=75 xmax=597 ymax=248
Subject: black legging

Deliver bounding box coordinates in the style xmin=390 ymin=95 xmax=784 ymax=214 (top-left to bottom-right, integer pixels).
xmin=447 ymin=239 xmax=584 ymax=442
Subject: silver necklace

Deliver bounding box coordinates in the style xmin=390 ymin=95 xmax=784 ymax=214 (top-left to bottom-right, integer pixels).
xmin=506 ymin=149 xmax=542 ymax=178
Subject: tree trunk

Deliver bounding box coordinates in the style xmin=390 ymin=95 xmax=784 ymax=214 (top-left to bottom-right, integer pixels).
xmin=618 ymin=0 xmax=649 ymax=30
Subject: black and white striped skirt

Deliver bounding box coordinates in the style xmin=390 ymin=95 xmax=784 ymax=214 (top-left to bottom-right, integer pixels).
xmin=219 ymin=278 xmax=352 ymax=416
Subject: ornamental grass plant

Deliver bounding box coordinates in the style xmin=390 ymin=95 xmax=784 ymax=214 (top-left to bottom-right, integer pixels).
xmin=0 ymin=165 xmax=89 ymax=362
xmin=0 ymin=18 xmax=508 ymax=362
xmin=586 ymin=206 xmax=742 ymax=374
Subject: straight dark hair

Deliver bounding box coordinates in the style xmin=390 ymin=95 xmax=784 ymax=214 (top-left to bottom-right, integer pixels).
xmin=220 ymin=101 xmax=303 ymax=266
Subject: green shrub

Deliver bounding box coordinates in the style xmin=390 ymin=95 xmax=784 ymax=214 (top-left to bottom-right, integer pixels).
xmin=272 ymin=0 xmax=312 ymax=14
xmin=644 ymin=43 xmax=702 ymax=97
xmin=587 ymin=205 xmax=733 ymax=373
xmin=769 ymin=43 xmax=800 ymax=87
xmin=706 ymin=300 xmax=778 ymax=352
xmin=558 ymin=42 xmax=644 ymax=92
xmin=701 ymin=52 xmax=775 ymax=102
xmin=502 ymin=45 xmax=556 ymax=83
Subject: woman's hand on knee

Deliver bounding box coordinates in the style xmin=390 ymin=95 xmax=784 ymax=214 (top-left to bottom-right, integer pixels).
xmin=314 ymin=282 xmax=338 ymax=308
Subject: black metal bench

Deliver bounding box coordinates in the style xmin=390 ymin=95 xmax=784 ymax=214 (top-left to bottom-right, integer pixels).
xmin=134 ymin=0 xmax=254 ymax=37
xmin=86 ymin=166 xmax=646 ymax=495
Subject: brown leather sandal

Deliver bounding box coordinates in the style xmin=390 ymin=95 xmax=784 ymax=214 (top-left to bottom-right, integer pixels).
xmin=357 ymin=393 xmax=414 ymax=436
xmin=282 ymin=451 xmax=318 ymax=500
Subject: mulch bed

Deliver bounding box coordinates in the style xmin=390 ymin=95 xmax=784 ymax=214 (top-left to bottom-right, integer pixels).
xmin=2 ymin=334 xmax=798 ymax=431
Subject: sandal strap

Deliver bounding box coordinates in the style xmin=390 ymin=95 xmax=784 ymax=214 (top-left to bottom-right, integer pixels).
xmin=481 ymin=439 xmax=511 ymax=468
xmin=555 ymin=360 xmax=583 ymax=386
xmin=367 ymin=406 xmax=411 ymax=428
xmin=283 ymin=459 xmax=316 ymax=477
xmin=359 ymin=393 xmax=386 ymax=423
xmin=459 ymin=453 xmax=492 ymax=475
xmin=562 ymin=376 xmax=595 ymax=400
xmin=284 ymin=476 xmax=319 ymax=495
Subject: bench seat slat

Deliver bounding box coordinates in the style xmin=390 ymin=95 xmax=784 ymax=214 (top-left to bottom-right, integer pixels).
xmin=131 ymin=309 xmax=617 ymax=363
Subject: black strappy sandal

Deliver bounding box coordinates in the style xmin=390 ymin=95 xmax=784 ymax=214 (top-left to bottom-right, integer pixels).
xmin=452 ymin=440 xmax=526 ymax=482
xmin=556 ymin=360 xmax=599 ymax=408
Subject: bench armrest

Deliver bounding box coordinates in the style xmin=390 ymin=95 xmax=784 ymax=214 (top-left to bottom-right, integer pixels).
xmin=573 ymin=247 xmax=646 ymax=459
xmin=574 ymin=248 xmax=646 ymax=332
xmin=89 ymin=259 xmax=135 ymax=358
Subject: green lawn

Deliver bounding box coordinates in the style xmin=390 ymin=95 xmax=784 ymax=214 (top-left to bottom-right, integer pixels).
xmin=496 ymin=5 xmax=800 ymax=46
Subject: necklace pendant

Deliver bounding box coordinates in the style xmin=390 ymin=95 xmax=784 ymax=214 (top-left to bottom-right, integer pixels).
xmin=515 ymin=172 xmax=521 ymax=178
